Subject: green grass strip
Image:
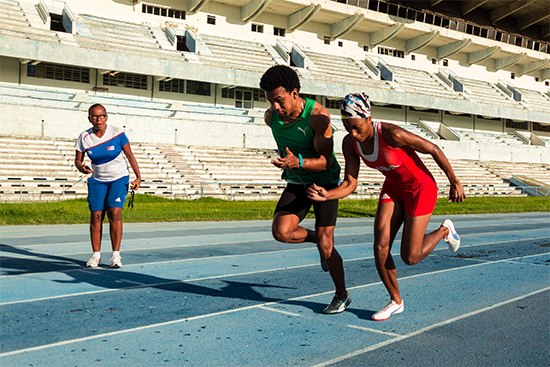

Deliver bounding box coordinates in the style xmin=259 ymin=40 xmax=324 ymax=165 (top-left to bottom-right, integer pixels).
xmin=1 ymin=195 xmax=549 ymax=225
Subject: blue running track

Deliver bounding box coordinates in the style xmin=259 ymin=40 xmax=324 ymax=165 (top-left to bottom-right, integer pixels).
xmin=0 ymin=213 xmax=549 ymax=366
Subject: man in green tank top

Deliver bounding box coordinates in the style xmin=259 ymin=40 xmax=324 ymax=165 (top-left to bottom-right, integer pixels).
xmin=260 ymin=65 xmax=350 ymax=314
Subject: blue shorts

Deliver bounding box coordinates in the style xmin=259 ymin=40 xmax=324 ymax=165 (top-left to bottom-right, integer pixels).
xmin=87 ymin=176 xmax=129 ymax=212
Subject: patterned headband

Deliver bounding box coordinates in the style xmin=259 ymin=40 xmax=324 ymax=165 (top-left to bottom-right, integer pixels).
xmin=341 ymin=92 xmax=371 ymax=119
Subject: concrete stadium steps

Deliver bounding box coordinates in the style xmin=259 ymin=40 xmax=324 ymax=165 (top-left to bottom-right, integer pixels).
xmin=199 ymin=34 xmax=277 ymax=72
xmin=0 ymin=136 xmax=79 ymax=180
xmin=171 ymin=145 xmax=282 ymax=183
xmin=0 ymin=83 xmax=77 ymax=100
xmin=0 ymin=83 xmax=256 ymax=123
xmin=389 ymin=65 xmax=464 ymax=100
xmin=453 ymin=129 xmax=526 ymax=146
xmin=0 ymin=136 xmax=542 ymax=201
xmin=304 ymin=51 xmax=391 ymax=90
xmin=0 ymin=82 xmax=82 ymax=110
xmin=395 ymin=122 xmax=438 ymax=141
xmin=0 ymin=0 xmax=60 ymax=43
xmin=479 ymin=161 xmax=550 ymax=183
xmin=86 ymin=95 xmax=170 ymax=110
xmin=515 ymin=87 xmax=550 ymax=113
xmin=73 ymin=15 xmax=186 ymax=62
xmin=132 ymin=143 xmax=191 ymax=181
xmin=455 ymin=76 xmax=518 ymax=108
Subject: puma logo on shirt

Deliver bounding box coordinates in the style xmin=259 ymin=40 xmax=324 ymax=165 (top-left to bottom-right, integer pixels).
xmin=297 ymin=127 xmax=308 ymax=136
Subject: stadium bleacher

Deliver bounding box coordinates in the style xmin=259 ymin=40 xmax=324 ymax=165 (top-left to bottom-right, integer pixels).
xmin=389 ymin=65 xmax=464 ymax=100
xmin=303 ymin=50 xmax=392 ymax=90
xmin=198 ymin=34 xmax=278 ymax=73
xmin=0 ymin=0 xmax=548 ymax=202
xmin=1 ymin=134 xmax=548 ymax=202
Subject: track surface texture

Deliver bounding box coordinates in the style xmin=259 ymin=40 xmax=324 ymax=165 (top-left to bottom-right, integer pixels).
xmin=1 ymin=212 xmax=549 ymax=366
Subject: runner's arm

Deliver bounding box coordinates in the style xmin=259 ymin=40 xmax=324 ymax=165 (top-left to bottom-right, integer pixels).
xmin=308 ymin=134 xmax=360 ymax=201
xmin=305 ymin=104 xmax=334 ymax=172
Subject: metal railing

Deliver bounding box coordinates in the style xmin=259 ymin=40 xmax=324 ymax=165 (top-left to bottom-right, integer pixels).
xmin=2 ymin=179 xmax=548 ymax=202
xmin=0 ymin=178 xmax=175 ymax=202
xmin=200 ymin=181 xmax=286 ymax=201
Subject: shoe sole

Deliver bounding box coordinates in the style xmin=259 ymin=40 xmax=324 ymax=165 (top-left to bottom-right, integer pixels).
xmin=86 ymin=260 xmax=100 ymax=268
xmin=444 ymin=219 xmax=460 ymax=252
xmin=111 ymin=264 xmax=122 ymax=269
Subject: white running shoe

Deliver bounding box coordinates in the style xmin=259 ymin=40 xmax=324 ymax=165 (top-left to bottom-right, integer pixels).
xmin=442 ymin=219 xmax=460 ymax=252
xmin=110 ymin=254 xmax=123 ymax=268
xmin=86 ymin=256 xmax=100 ymax=268
xmin=372 ymin=300 xmax=404 ymax=321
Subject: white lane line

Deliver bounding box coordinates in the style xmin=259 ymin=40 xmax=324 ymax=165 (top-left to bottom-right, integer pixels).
xmin=2 ymin=283 xmax=548 ymax=358
xmin=1 ymin=248 xmax=548 ymax=307
xmin=345 ymin=324 xmax=401 ymax=337
xmin=0 ymin=233 xmax=549 ymax=284
xmin=258 ymin=305 xmax=301 ymax=317
xmin=2 ymin=215 xmax=546 ymax=238
xmin=3 ymin=225 xmax=547 ymax=263
xmin=312 ymin=286 xmax=550 ymax=367
xmin=258 ymin=306 xmax=402 ymax=337
xmin=0 ymin=305 xmax=261 ymax=358
xmin=0 ymin=255 xmax=548 ymax=357
xmin=5 ymin=221 xmax=548 ymax=250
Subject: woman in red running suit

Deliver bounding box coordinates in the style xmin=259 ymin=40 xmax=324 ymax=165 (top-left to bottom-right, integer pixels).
xmin=308 ymin=92 xmax=465 ymax=321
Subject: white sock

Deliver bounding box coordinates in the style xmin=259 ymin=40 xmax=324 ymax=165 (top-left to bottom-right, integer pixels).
xmin=112 ymin=251 xmax=120 ymax=257
xmin=92 ymin=251 xmax=101 ymax=259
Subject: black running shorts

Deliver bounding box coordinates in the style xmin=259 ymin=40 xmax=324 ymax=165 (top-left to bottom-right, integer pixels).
xmin=274 ymin=183 xmax=339 ymax=227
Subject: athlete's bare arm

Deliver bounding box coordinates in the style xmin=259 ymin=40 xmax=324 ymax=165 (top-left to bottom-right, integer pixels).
xmin=121 ymin=142 xmax=142 ymax=190
xmin=382 ymin=122 xmax=465 ymax=202
xmin=306 ymin=102 xmax=334 ymax=172
xmin=308 ymin=134 xmax=360 ymax=201
xmin=74 ymin=150 xmax=92 ymax=174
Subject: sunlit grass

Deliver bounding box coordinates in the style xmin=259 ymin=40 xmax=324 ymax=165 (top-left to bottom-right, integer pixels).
xmin=1 ymin=195 xmax=548 ymax=225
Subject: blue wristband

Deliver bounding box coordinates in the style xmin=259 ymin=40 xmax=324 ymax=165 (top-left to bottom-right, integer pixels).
xmin=298 ymin=154 xmax=303 ymax=168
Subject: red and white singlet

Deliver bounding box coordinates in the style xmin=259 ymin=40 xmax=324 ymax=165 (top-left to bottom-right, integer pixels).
xmin=353 ymin=121 xmax=438 ymax=216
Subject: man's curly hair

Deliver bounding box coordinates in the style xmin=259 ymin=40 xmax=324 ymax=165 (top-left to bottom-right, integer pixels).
xmin=260 ymin=65 xmax=301 ymax=93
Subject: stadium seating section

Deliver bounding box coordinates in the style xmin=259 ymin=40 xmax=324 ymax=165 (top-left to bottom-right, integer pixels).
xmin=1 ymin=134 xmax=548 ymax=202
xmin=0 ymin=0 xmax=549 ymax=202
xmin=1 ymin=0 xmax=549 ymax=114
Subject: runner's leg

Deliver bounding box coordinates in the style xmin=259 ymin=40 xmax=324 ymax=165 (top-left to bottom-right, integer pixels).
xmin=317 ymin=226 xmax=346 ymax=297
xmin=400 ymin=213 xmax=449 ymax=265
xmin=272 ymin=212 xmax=316 ymax=243
xmin=373 ymin=200 xmax=405 ymax=303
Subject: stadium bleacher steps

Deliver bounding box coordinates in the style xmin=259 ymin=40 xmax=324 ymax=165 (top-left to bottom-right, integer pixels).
xmin=198 ymin=34 xmax=277 ymax=73
xmin=2 ymin=135 xmax=546 ymax=202
xmin=510 ymin=175 xmax=549 ymax=197
xmin=0 ymin=0 xmax=60 ymax=43
xmin=390 ymin=65 xmax=464 ymax=100
xmin=303 ymin=50 xmax=392 ymax=90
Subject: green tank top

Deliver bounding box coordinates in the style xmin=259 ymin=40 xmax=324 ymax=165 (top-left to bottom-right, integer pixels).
xmin=270 ymin=98 xmax=341 ymax=184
